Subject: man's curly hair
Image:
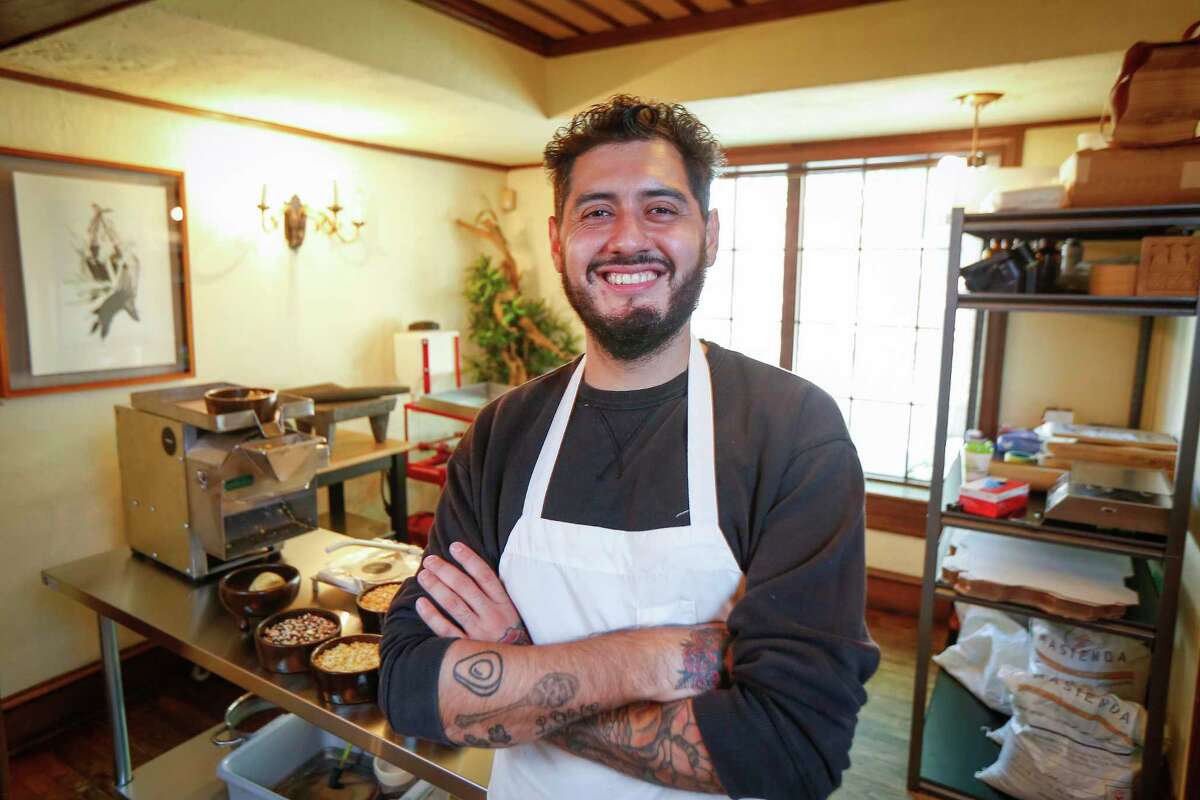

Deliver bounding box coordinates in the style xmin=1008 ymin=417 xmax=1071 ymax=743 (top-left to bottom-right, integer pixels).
xmin=543 ymin=95 xmax=726 ymax=221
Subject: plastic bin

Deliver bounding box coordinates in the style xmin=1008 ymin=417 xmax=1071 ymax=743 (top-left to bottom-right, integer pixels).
xmin=217 ymin=713 xmax=453 ymax=800
xmin=217 ymin=713 xmax=362 ymax=799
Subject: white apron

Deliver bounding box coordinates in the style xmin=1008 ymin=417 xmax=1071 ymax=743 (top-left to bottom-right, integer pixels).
xmin=490 ymin=336 xmax=744 ymax=800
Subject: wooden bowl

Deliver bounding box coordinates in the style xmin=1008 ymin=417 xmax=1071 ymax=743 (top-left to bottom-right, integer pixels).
xmin=204 ymin=386 xmax=278 ymax=422
xmin=310 ymin=634 xmax=382 ymax=705
xmin=254 ymin=607 xmax=342 ymax=674
xmin=355 ymin=581 xmax=406 ymax=634
xmin=219 ymin=564 xmax=301 ymax=631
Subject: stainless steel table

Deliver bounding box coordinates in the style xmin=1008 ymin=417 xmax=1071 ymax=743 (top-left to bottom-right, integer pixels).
xmin=42 ymin=529 xmax=491 ymax=799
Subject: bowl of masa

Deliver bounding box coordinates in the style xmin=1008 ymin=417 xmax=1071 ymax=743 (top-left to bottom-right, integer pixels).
xmin=218 ymin=563 xmax=301 ymax=631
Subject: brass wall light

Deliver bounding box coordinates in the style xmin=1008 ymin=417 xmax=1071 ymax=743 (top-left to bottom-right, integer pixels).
xmin=258 ymin=182 xmax=365 ymax=249
xmin=956 ymin=92 xmax=1004 ymax=167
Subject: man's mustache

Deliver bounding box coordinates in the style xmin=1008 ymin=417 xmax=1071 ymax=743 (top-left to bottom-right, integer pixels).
xmin=586 ymin=253 xmax=674 ymax=278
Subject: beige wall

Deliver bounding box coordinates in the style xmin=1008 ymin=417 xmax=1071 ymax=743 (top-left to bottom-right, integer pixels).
xmin=0 ymin=77 xmax=505 ymax=696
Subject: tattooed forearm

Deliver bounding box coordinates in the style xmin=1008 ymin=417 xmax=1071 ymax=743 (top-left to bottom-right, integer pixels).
xmin=498 ymin=622 xmax=532 ymax=646
xmin=462 ymin=724 xmax=513 ymax=748
xmin=534 ymin=702 xmax=601 ymax=737
xmin=455 ymin=672 xmax=579 ymax=728
xmin=548 ymin=700 xmax=725 ymax=794
xmin=675 ymin=626 xmax=730 ymax=692
xmin=453 ymin=650 xmax=504 ymax=697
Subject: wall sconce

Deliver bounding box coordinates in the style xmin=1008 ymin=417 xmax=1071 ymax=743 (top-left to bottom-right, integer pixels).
xmin=258 ymin=181 xmax=364 ymax=249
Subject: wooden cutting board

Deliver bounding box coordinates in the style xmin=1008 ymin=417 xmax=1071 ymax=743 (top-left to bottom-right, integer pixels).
xmin=987 ymin=461 xmax=1067 ymax=492
xmin=1044 ymin=440 xmax=1176 ymax=471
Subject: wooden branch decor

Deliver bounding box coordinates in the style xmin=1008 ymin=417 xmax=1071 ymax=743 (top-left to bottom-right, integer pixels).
xmin=457 ymin=210 xmax=578 ymax=386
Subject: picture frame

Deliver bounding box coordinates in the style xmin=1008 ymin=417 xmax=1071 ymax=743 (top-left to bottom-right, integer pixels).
xmin=0 ymin=147 xmax=193 ymax=396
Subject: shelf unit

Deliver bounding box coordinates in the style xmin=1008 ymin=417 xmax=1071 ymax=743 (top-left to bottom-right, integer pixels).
xmin=906 ymin=205 xmax=1200 ymax=800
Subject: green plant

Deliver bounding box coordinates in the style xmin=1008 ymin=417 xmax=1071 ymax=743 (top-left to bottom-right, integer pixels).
xmin=457 ymin=211 xmax=579 ymax=385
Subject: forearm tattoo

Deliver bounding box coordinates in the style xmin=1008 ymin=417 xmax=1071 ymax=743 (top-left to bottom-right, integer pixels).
xmin=675 ymin=626 xmax=730 ymax=692
xmin=549 ymin=700 xmax=725 ymax=793
xmin=455 ymin=671 xmax=579 ymax=728
xmin=498 ymin=622 xmax=532 ymax=646
xmin=453 ymin=650 xmax=503 ymax=697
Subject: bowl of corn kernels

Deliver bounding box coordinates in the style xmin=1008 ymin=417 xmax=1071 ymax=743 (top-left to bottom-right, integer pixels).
xmin=309 ymin=634 xmax=383 ymax=705
xmin=355 ymin=581 xmax=405 ymax=634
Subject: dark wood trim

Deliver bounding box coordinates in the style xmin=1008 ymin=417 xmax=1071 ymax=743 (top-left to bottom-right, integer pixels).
xmin=411 ymin=0 xmax=549 ymax=54
xmin=513 ymin=0 xmax=588 ymax=36
xmin=977 ymin=311 xmax=1008 ymax=440
xmin=1 ymin=641 xmax=164 ymax=753
xmin=676 ymin=0 xmax=704 ymax=15
xmin=1 ymin=697 xmax=9 ymax=800
xmin=725 ymin=121 xmax=1030 ymax=168
xmin=867 ymin=568 xmax=951 ymax=620
xmin=618 ymin=0 xmax=662 ymax=23
xmin=779 ymin=174 xmax=802 ymax=370
xmin=563 ymin=0 xmax=624 ymax=28
xmin=866 ymin=492 xmax=928 ymax=538
xmin=0 ymin=67 xmax=510 ymax=172
xmin=547 ymin=0 xmax=894 ymax=56
xmin=0 ymin=0 xmax=152 ymax=51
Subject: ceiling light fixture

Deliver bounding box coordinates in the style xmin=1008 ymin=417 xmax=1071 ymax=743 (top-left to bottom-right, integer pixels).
xmin=956 ymin=92 xmax=1004 ymax=167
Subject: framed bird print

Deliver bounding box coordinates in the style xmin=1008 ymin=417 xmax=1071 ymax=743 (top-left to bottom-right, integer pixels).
xmin=0 ymin=147 xmax=193 ymax=396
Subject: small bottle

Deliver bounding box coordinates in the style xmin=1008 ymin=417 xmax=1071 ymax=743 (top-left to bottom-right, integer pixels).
xmin=962 ymin=429 xmax=994 ymax=483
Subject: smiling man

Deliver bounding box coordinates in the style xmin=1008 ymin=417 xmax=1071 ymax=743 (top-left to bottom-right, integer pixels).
xmin=380 ymin=96 xmax=879 ymax=800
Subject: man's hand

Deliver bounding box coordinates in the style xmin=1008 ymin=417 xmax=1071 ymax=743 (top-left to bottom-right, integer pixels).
xmin=415 ymin=541 xmax=531 ymax=645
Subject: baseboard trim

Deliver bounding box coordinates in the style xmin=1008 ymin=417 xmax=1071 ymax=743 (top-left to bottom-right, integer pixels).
xmin=867 ymin=567 xmax=951 ymax=621
xmin=1 ymin=641 xmax=180 ymax=754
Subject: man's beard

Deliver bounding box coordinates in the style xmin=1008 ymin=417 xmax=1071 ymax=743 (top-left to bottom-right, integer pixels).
xmin=562 ymin=251 xmax=706 ymax=362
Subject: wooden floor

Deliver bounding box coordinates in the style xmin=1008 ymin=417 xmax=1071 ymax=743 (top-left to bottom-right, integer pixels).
xmin=8 ymin=609 xmax=936 ymax=799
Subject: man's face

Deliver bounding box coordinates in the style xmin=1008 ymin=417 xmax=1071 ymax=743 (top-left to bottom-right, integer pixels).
xmin=549 ymin=139 xmax=719 ymax=361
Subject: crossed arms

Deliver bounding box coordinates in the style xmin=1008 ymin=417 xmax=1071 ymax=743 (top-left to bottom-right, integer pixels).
xmin=410 ymin=542 xmax=729 ymax=793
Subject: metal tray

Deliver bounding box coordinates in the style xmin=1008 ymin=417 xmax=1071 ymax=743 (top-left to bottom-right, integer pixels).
xmin=131 ymin=382 xmax=316 ymax=433
xmin=412 ymin=382 xmax=511 ymax=420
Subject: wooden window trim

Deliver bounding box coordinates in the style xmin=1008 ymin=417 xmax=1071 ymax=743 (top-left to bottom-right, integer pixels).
xmin=724 ymin=121 xmax=1030 ymax=169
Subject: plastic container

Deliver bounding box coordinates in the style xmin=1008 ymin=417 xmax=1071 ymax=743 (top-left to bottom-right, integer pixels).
xmin=374 ymin=756 xmax=418 ymax=797
xmin=218 ymin=712 xmax=364 ymax=799
xmin=961 ymin=430 xmax=995 ymax=483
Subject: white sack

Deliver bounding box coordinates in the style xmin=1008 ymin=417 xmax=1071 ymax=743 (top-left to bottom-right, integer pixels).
xmin=933 ymin=604 xmax=1029 ymax=713
xmin=1029 ymin=619 xmax=1151 ymax=702
xmin=976 ymin=667 xmax=1145 ymax=800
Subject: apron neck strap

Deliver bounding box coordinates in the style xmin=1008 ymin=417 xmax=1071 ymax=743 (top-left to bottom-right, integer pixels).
xmin=522 ymin=336 xmax=720 ymax=526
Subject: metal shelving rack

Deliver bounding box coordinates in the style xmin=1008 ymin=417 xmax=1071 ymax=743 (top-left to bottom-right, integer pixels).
xmin=906 ymin=204 xmax=1200 ymax=800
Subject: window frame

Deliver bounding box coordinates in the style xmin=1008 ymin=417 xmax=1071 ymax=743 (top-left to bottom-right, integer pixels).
xmin=717 ymin=124 xmax=1026 ymax=531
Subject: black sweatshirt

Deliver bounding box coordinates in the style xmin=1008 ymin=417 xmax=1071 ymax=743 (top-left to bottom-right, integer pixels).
xmin=379 ymin=342 xmax=880 ymax=800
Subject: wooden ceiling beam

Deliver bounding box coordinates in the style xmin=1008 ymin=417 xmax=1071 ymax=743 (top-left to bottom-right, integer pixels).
xmin=618 ymin=0 xmax=664 ymax=23
xmin=675 ymin=0 xmax=705 ymax=15
xmin=563 ymin=0 xmax=625 ymax=29
xmin=0 ymin=0 xmax=152 ymax=51
xmin=513 ymin=0 xmax=588 ymax=36
xmin=547 ymin=0 xmax=896 ymax=56
xmin=411 ymin=0 xmax=550 ymax=54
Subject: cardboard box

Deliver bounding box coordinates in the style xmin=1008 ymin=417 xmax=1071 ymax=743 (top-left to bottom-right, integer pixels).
xmin=1138 ymin=236 xmax=1200 ymax=296
xmin=1061 ymin=145 xmax=1200 ymax=207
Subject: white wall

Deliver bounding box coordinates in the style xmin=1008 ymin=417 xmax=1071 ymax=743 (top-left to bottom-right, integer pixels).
xmin=0 ymin=77 xmax=505 ymax=695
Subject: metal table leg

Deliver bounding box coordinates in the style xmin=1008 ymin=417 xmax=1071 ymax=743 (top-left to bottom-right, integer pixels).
xmin=389 ymin=452 xmax=408 ymax=542
xmin=98 ymin=615 xmax=132 ymax=790
xmin=328 ymin=482 xmax=347 ymax=531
